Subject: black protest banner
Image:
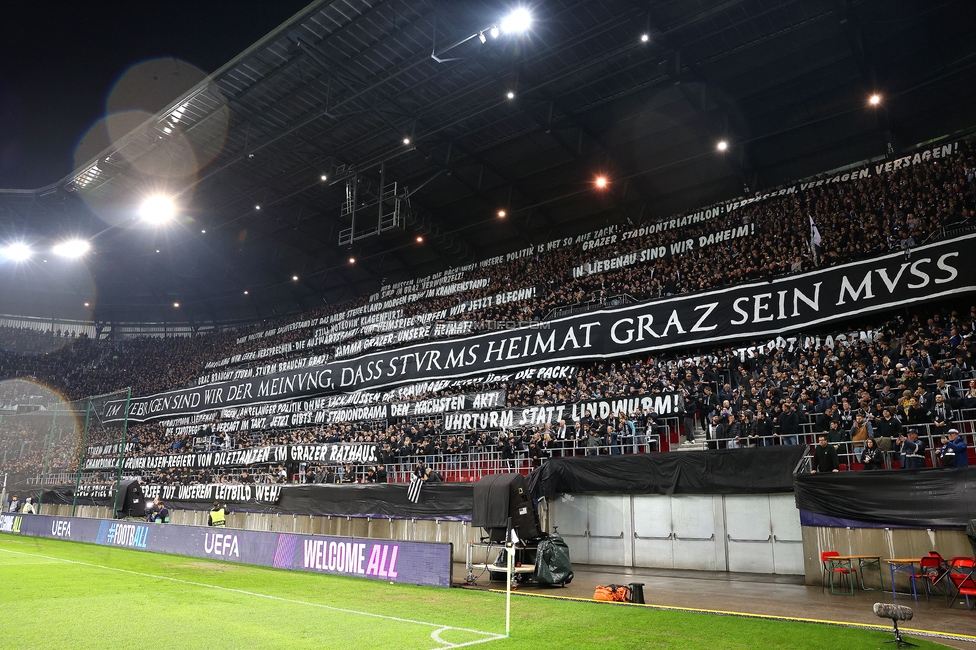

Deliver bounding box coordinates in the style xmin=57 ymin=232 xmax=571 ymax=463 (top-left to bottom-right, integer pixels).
xmin=443 ymin=393 xmax=684 ymax=431
xmin=143 ymin=483 xmax=283 ymax=505
xmin=104 ymin=234 xmax=976 ymax=423
xmin=84 ymin=446 xmax=290 ymax=471
xmin=71 ymin=484 xmax=283 ymax=506
xmin=83 ymin=444 xmax=378 ymax=472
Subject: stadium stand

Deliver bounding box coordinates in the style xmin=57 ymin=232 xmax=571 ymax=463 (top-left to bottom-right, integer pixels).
xmin=4 ymin=139 xmax=975 ymax=490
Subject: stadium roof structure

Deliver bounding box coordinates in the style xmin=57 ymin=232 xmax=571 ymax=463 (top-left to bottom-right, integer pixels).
xmin=0 ymin=0 xmax=974 ymax=328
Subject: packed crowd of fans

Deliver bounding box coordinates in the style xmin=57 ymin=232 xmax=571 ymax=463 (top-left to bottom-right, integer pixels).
xmin=2 ymin=141 xmax=976 ymax=486
xmin=51 ymin=301 xmax=974 ymax=489
xmin=0 ymin=140 xmax=971 ymax=405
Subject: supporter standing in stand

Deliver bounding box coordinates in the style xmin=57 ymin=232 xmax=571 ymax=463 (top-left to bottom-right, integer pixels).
xmin=754 ymin=409 xmax=773 ymax=447
xmin=930 ymin=394 xmax=953 ymax=440
xmin=779 ymin=401 xmax=800 ymax=445
xmin=860 ymin=438 xmax=886 ymax=470
xmin=682 ymin=389 xmax=698 ymax=443
xmin=938 ymin=429 xmax=968 ymax=468
xmin=848 ymin=412 xmax=873 ymax=462
xmin=810 ymin=436 xmax=839 ymax=474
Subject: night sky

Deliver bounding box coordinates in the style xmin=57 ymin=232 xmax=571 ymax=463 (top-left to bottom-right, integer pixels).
xmin=0 ymin=1 xmax=311 ymax=189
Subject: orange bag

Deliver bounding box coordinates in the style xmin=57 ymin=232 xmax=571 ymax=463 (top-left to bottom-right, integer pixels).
xmin=593 ymin=584 xmax=629 ymax=602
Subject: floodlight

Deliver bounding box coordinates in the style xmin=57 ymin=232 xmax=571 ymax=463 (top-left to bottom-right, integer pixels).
xmin=497 ymin=209 xmax=507 ymax=218
xmin=717 ymin=140 xmax=728 ymax=152
xmin=173 ymin=302 xmax=180 ymax=308
xmin=52 ymin=239 xmax=90 ymax=258
xmin=501 ymin=8 xmax=532 ymax=33
xmin=139 ymin=195 xmax=176 ymax=224
xmin=595 ymin=176 xmax=608 ymax=188
xmin=349 ymin=257 xmax=356 ymax=264
xmin=641 ymin=34 xmax=649 ymax=43
xmin=507 ymin=91 xmax=515 ymax=99
xmin=320 ymin=174 xmax=328 ymax=181
xmin=869 ymin=94 xmax=881 ymax=106
xmin=416 ymin=236 xmax=424 ymax=243
xmin=2 ymin=242 xmax=32 ymax=261
xmin=244 ymin=291 xmax=249 ymax=295
xmin=490 ymin=26 xmax=500 ymax=38
xmin=84 ymin=302 xmax=90 ymax=307
xmin=255 ymin=205 xmax=261 ymax=210
xmin=292 ymin=275 xmax=299 ymax=281
xmin=403 ymin=137 xmax=411 ymax=145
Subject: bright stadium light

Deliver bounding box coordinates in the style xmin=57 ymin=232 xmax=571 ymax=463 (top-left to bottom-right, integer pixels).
xmin=139 ymin=195 xmax=176 ymax=225
xmin=717 ymin=140 xmax=728 ymax=152
xmin=501 ymin=8 xmax=532 ymax=33
xmin=595 ymin=176 xmax=608 ymax=188
xmin=1 ymin=242 xmax=32 ymax=261
xmin=52 ymin=239 xmax=90 ymax=258
xmin=506 ymin=91 xmax=515 ymax=99
xmin=640 ymin=34 xmax=649 ymax=43
xmin=490 ymin=26 xmax=500 ymax=38
xmin=869 ymin=93 xmax=881 ymax=106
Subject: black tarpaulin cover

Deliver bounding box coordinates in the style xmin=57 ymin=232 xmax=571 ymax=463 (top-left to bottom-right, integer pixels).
xmin=534 ymin=532 xmax=574 ymax=586
xmin=472 ymin=473 xmax=522 ymax=528
xmin=794 ymin=466 xmax=976 ymax=529
xmin=43 ymin=483 xmax=474 ymax=520
xmin=278 ymin=483 xmax=473 ymax=519
xmin=528 ymin=446 xmax=805 ymax=500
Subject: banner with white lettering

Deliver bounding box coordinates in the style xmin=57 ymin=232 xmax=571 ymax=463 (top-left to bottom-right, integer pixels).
xmin=83 ymin=445 xmax=290 ymax=471
xmin=74 ymin=484 xmax=283 ymax=505
xmin=142 ymin=483 xmax=282 ymax=505
xmin=443 ymin=393 xmax=684 ymax=431
xmin=83 ymin=444 xmax=378 ymax=471
xmin=572 ymin=223 xmax=756 ymax=278
xmin=104 ymin=234 xmax=976 ymax=423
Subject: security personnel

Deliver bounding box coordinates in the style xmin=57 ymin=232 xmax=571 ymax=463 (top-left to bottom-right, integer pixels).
xmin=208 ymin=501 xmax=227 ymax=527
xmin=152 ymin=501 xmax=170 ymax=523
xmin=898 ymin=429 xmax=927 ymax=469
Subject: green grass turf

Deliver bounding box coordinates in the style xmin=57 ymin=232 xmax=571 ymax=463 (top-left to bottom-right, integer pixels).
xmin=0 ymin=534 xmax=947 ymax=650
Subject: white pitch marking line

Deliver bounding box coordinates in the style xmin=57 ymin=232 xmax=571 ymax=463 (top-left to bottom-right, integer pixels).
xmin=429 ymin=626 xmax=507 ymax=650
xmin=0 ymin=547 xmax=505 ymax=647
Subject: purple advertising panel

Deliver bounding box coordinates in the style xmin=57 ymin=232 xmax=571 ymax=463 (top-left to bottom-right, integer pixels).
xmin=0 ymin=514 xmax=452 ymax=588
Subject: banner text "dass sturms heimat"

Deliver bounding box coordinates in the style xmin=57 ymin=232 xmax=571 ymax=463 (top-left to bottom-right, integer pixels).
xmin=104 ymin=235 xmax=976 ymax=422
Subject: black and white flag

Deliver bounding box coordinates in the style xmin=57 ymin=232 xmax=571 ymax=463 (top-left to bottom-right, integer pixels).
xmin=407 ymin=475 xmax=423 ymax=503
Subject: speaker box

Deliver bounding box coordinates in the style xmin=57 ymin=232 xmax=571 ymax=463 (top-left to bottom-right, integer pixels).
xmin=472 ymin=473 xmax=542 ymax=542
xmin=116 ymin=479 xmax=146 ymax=518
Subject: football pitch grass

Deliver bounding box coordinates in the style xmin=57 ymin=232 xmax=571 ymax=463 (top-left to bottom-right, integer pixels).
xmin=0 ymin=534 xmax=949 ymax=649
